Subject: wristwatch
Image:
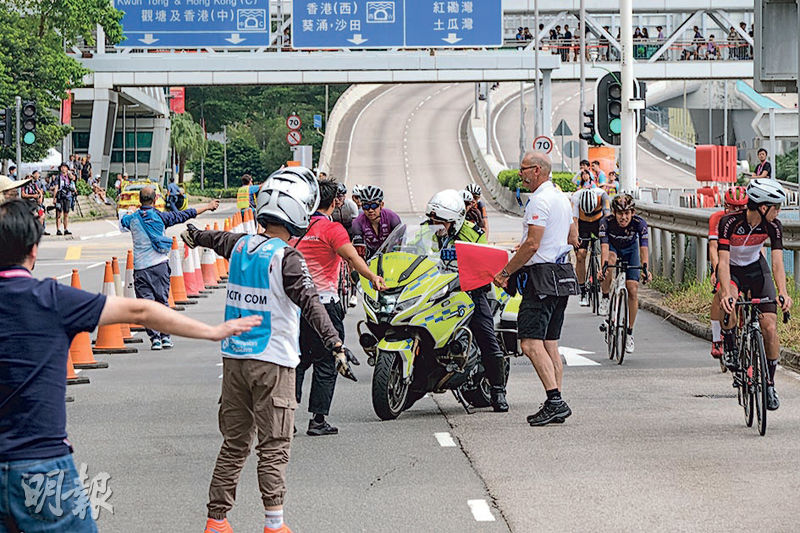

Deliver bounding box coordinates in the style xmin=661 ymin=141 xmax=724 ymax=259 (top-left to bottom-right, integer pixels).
xmin=499 ymin=268 xmax=511 ymax=279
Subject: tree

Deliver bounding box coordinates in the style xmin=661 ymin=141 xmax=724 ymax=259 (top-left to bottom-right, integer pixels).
xmin=188 ymin=136 xmax=262 ymax=188
xmin=170 ymin=112 xmax=206 ymax=183
xmin=0 ymin=2 xmax=122 ymax=163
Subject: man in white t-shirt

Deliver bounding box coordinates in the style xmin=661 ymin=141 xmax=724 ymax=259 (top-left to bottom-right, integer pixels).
xmin=494 ymin=151 xmax=578 ymax=427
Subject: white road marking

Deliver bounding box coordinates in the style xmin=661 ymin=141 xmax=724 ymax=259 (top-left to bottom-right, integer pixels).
xmin=88 ymin=261 xmax=105 ymax=269
xmin=467 ymin=499 xmax=496 ymax=522
xmin=559 ymin=346 xmax=601 ymax=366
xmin=345 ymin=85 xmax=399 ymax=184
xmin=638 ymin=142 xmax=695 ymax=177
xmin=434 ymin=432 xmax=457 ymax=447
xmin=218 ymin=374 xmax=223 ymax=379
xmin=216 ymin=362 xmax=223 ymax=366
xmin=80 ymin=230 xmax=122 ymax=241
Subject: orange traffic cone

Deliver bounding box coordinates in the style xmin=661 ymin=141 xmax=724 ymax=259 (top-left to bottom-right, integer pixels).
xmin=193 ymin=246 xmax=211 ymax=293
xmin=111 ymin=256 xmax=124 ymax=299
xmin=201 ymin=246 xmax=222 ymax=288
xmin=93 ymin=262 xmax=138 ymax=354
xmin=243 ymin=208 xmax=254 ymax=234
xmin=214 ymin=222 xmax=228 ymax=279
xmin=169 ymin=237 xmax=196 ymax=305
xmin=205 ymin=225 xmax=223 ymax=284
xmin=112 ymin=257 xmax=143 ymax=344
xmin=233 ymin=211 xmax=244 ymax=233
xmin=124 ymin=250 xmax=145 ymax=331
xmin=183 ymin=243 xmax=207 ymax=298
xmin=169 ymin=285 xmax=185 ymax=311
xmin=68 ymin=270 xmax=109 ymax=369
xmin=67 ymin=352 xmax=90 ymax=385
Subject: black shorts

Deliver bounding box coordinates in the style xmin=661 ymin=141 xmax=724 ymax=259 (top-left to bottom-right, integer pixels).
xmin=578 ymin=219 xmax=600 ymax=249
xmin=55 ymin=195 xmax=71 ymax=213
xmin=730 ymin=256 xmax=777 ymax=314
xmin=518 ymin=295 xmax=569 ymax=341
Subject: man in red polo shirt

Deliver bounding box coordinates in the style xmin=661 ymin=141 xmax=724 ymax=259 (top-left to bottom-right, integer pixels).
xmin=294 ymin=180 xmax=386 ymax=435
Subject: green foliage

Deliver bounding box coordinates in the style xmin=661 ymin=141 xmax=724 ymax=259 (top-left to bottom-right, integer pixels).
xmin=75 ymin=179 xmax=91 ymax=196
xmin=776 ymin=148 xmax=798 ymax=183
xmin=0 ymin=2 xmax=123 ymax=163
xmin=184 ymin=85 xmax=347 ymax=173
xmin=497 ymin=169 xmax=576 ymax=193
xmin=188 ymin=138 xmax=262 ymax=188
xmin=171 ymin=112 xmax=206 ymax=182
xmin=184 ymin=183 xmax=239 ymax=198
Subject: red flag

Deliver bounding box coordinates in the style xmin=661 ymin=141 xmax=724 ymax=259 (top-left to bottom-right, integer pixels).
xmin=455 ymin=241 xmax=510 ymax=291
xmin=169 ymin=87 xmax=185 ymax=114
xmin=61 ymin=91 xmax=72 ymax=125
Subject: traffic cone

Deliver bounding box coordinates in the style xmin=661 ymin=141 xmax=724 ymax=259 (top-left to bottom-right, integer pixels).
xmin=222 ymin=219 xmax=231 ymax=274
xmin=124 ymin=250 xmax=145 ymax=331
xmin=214 ymin=222 xmax=228 ymax=279
xmin=233 ymin=211 xmax=244 ymax=233
xmin=244 ymin=208 xmax=255 ymax=234
xmin=193 ymin=246 xmax=211 ymax=293
xmin=169 ymin=237 xmax=196 ymax=305
xmin=183 ymin=243 xmax=207 ymax=298
xmin=168 ymin=285 xmax=185 ymax=311
xmin=93 ymin=262 xmax=138 ymax=354
xmin=205 ymin=225 xmax=224 ymax=284
xmin=68 ymin=270 xmax=109 ymax=369
xmin=67 ymin=353 xmax=90 ymax=385
xmin=201 ymin=246 xmax=222 ymax=289
xmin=112 ymin=256 xmax=143 ymax=344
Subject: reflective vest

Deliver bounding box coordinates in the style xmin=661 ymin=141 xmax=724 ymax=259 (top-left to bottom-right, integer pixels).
xmin=236 ymin=185 xmax=251 ymax=210
xmin=457 ymin=220 xmax=487 ymax=244
xmin=221 ymin=235 xmax=301 ymax=368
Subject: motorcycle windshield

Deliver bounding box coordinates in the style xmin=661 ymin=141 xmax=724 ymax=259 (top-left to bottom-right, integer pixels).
xmin=373 ymin=222 xmax=446 ymax=262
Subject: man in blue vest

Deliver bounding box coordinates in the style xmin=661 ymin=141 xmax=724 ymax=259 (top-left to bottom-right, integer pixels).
xmin=181 ymin=167 xmax=356 ymax=533
xmin=120 ymin=187 xmax=219 ymax=350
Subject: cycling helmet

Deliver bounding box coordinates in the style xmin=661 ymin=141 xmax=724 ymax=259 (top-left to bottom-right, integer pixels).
xmin=426 ymin=189 xmax=466 ymax=233
xmin=466 ymin=183 xmax=482 ymax=196
xmin=336 ymin=182 xmax=347 ymax=196
xmin=746 ymin=178 xmax=786 ymax=205
xmin=255 ymin=166 xmax=320 ymax=236
xmin=360 ymin=185 xmax=384 ymax=203
xmin=578 ymin=189 xmax=599 ymax=214
xmin=611 ymin=193 xmax=635 ymax=212
xmin=460 ymin=190 xmax=474 ymax=203
xmin=723 ymin=186 xmax=748 ymax=207
xmin=351 ymin=185 xmax=363 ymax=198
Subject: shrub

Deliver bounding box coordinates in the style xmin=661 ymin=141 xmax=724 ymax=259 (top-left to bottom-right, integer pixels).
xmin=497 ymin=169 xmax=576 ymax=193
xmin=184 ymin=183 xmax=239 ymax=198
xmin=75 ymin=179 xmax=92 ymax=196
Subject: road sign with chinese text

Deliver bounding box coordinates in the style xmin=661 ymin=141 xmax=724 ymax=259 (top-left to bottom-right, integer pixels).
xmin=291 ymin=0 xmax=501 ymax=49
xmin=114 ymin=0 xmax=270 ymax=48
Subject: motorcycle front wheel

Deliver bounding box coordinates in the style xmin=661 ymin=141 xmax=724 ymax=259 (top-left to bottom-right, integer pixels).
xmin=372 ymin=352 xmax=410 ymax=420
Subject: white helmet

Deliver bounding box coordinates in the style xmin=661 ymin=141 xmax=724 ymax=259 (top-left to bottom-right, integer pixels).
xmin=255 ymin=166 xmax=319 ymax=236
xmin=578 ymin=189 xmax=599 ymax=214
xmin=460 ymin=190 xmax=474 ymax=203
xmin=746 ymin=178 xmax=786 ymax=206
xmin=466 ymin=183 xmax=482 ymax=196
xmin=360 ymin=185 xmax=384 ymax=203
xmin=351 ymin=184 xmax=363 ymax=198
xmin=426 ymin=189 xmax=466 ymax=233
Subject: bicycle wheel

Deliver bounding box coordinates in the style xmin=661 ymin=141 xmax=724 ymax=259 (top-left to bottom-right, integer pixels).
xmin=615 ymin=290 xmax=629 ymax=365
xmin=589 ymin=254 xmax=600 ymax=315
xmin=606 ymin=293 xmax=617 ymax=359
xmin=752 ymin=330 xmax=769 ymax=436
xmin=739 ymin=333 xmax=754 ymax=428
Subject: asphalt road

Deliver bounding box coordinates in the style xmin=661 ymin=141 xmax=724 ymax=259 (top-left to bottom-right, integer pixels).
xmin=32 ymin=82 xmax=800 ymax=532
xmin=492 ymin=81 xmax=698 ymax=189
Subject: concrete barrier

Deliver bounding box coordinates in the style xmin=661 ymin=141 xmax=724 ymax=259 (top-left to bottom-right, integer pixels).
xmin=318 ymin=83 xmax=382 ymax=173
xmin=641 ymin=121 xmax=696 ymax=168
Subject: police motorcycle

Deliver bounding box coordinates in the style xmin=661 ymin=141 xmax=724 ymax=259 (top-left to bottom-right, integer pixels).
xmin=356 ymin=223 xmax=519 ymax=420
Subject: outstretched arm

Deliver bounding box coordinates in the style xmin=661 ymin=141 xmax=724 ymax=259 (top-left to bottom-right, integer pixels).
xmin=182 ymin=225 xmax=247 ymax=259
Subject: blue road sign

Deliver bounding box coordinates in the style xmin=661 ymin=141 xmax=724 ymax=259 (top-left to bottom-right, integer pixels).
xmin=314 ymin=114 xmax=323 ymax=128
xmin=291 ymin=0 xmax=501 ymax=49
xmin=114 ymin=0 xmax=270 ymax=48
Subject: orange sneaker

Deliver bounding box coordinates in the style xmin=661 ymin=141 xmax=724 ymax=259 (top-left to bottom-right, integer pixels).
xmin=205 ymin=518 xmax=233 ymax=533
xmin=264 ymin=525 xmax=292 ymax=533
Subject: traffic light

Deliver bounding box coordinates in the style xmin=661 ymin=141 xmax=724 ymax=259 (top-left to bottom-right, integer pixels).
xmin=0 ymin=108 xmax=10 ymax=148
xmin=596 ymin=72 xmax=622 ymax=146
xmin=21 ymin=101 xmax=36 ymax=145
xmin=580 ymin=107 xmax=603 ymax=147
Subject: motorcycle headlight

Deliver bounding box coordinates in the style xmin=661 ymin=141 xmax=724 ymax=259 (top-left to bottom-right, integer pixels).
xmin=379 ymin=293 xmax=399 ymax=314
xmin=396 ymin=295 xmax=421 ymax=312
xmin=430 ymin=285 xmax=449 ymax=301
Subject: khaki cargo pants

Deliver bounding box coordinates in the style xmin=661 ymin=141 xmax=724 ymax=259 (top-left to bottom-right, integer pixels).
xmin=207 ymin=358 xmax=296 ymax=519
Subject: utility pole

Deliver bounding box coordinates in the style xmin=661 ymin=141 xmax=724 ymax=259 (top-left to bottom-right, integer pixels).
xmin=325 ymin=85 xmax=330 ymax=126
xmin=533 ymin=0 xmax=540 ymax=137
xmin=519 ymin=80 xmax=526 ymax=165
xmin=619 ymin=0 xmax=637 ymax=193
xmin=223 ymin=124 xmax=228 ymax=188
xmin=579 ymin=0 xmax=587 ymax=161
xmin=15 ymin=96 xmax=21 ymax=175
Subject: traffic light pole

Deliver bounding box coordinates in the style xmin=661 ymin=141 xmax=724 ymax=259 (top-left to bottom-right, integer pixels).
xmin=15 ymin=96 xmax=21 ymax=176
xmin=619 ymin=0 xmax=637 ymax=193
xmin=579 ymin=0 xmax=587 ymax=161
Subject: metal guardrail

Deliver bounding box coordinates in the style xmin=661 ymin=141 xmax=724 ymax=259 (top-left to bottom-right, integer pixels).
xmin=637 ymin=201 xmax=800 ymax=290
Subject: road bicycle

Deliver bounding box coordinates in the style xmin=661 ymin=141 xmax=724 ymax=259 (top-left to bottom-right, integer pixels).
xmin=579 ymin=236 xmax=602 ymax=315
xmin=337 ymin=261 xmax=352 ymax=316
xmin=724 ymin=296 xmax=789 ymax=437
xmin=599 ymin=258 xmax=645 ymax=365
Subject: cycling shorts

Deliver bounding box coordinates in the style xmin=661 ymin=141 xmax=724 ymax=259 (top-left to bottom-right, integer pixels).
xmin=578 ymin=219 xmax=600 ymax=250
xmin=729 ymin=256 xmax=777 ymax=314
xmin=609 ymin=241 xmax=641 ymax=281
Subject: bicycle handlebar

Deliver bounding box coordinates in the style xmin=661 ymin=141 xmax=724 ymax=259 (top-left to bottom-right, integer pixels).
xmin=724 ymin=296 xmax=791 ymax=324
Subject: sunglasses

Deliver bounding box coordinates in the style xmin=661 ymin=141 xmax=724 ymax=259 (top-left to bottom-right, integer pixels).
xmin=363 ymin=202 xmax=381 ymax=211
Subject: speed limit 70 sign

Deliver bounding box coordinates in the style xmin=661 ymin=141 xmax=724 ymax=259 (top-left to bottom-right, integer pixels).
xmin=286 ymin=114 xmax=302 ymax=130
xmin=533 ymin=136 xmax=553 ymax=154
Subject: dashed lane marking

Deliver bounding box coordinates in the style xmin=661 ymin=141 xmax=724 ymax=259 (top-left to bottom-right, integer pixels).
xmin=434 ymin=432 xmax=457 ymax=447
xmin=467 ymin=499 xmax=496 ymax=522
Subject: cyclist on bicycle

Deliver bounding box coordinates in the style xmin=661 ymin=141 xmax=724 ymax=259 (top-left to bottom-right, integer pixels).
xmin=571 ymin=187 xmax=611 ymax=306
xmin=598 ymin=194 xmax=652 ymax=353
xmin=351 ymin=185 xmax=364 ymax=213
xmin=462 ymin=189 xmax=485 ymax=230
xmin=425 ymin=189 xmax=508 ymax=412
xmin=466 ymin=183 xmax=489 ymax=235
xmin=718 ymin=179 xmax=791 ymax=410
xmin=351 ymin=185 xmax=402 ymax=258
xmin=331 ymin=182 xmax=358 ymax=237
xmin=708 ymin=186 xmax=748 ymax=359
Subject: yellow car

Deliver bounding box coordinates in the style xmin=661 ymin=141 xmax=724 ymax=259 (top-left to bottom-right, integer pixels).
xmin=116 ymin=179 xmax=170 ymax=216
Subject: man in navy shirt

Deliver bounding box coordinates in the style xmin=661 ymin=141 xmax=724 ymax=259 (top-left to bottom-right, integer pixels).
xmin=0 ymin=199 xmax=259 ymax=532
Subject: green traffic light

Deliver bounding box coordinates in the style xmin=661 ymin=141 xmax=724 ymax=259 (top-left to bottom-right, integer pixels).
xmin=23 ymin=131 xmax=35 ymax=145
xmin=609 ymin=118 xmax=622 ymax=135
xmin=593 ymin=133 xmax=603 ymax=145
